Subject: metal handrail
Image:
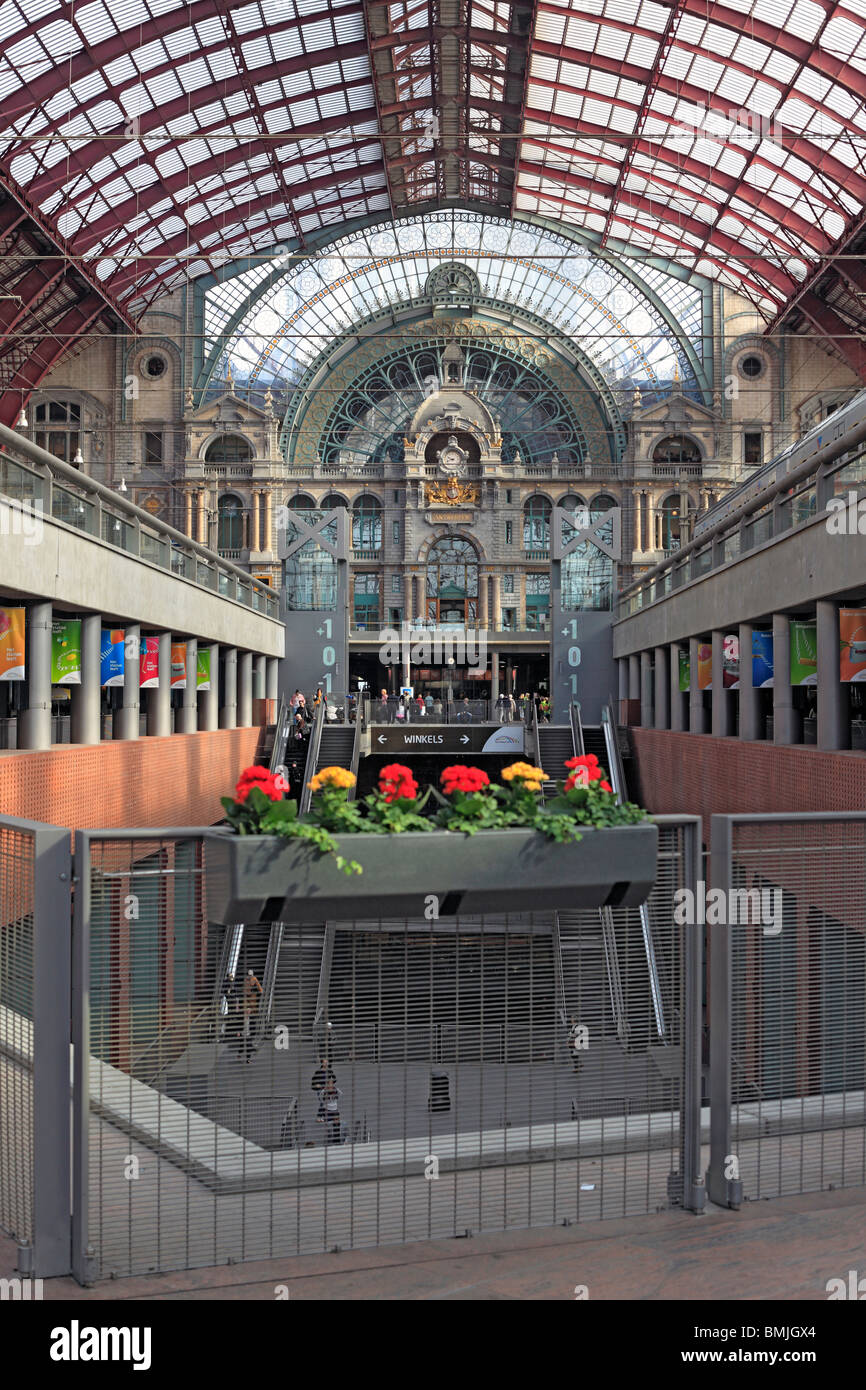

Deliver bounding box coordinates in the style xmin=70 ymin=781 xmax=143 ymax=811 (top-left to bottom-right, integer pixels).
xmin=569 ymin=701 xmax=584 ymax=756
xmin=0 ymin=421 xmax=279 ymax=616
xmin=269 ymin=696 xmax=290 ymax=775
xmin=298 ymin=700 xmax=325 ymax=814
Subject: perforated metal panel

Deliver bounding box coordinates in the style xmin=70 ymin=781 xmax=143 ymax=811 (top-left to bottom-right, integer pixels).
xmin=0 ymin=823 xmax=35 ymax=1248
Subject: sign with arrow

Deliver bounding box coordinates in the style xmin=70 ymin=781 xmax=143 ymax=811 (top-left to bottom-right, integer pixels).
xmin=371 ymin=725 xmax=525 ymax=755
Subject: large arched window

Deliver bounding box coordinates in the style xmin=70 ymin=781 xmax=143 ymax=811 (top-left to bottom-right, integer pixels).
xmin=320 ymin=492 xmax=349 ymax=509
xmin=218 ymin=494 xmax=244 ymax=553
xmin=426 ymin=536 xmax=479 ymax=627
xmin=589 ymin=493 xmax=616 ymax=520
xmin=523 ymin=495 xmax=552 ymax=552
xmin=352 ymin=494 xmax=382 ymax=554
xmin=559 ymin=493 xmax=586 ymax=510
xmin=204 ymin=434 xmax=253 ymax=463
xmin=658 ymin=493 xmax=692 ymax=551
xmin=652 ymin=435 xmax=701 ymax=465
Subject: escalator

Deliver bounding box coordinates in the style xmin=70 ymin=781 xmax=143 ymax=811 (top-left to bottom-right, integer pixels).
xmin=535 ymin=718 xmax=576 ymax=796
xmin=299 ymin=704 xmax=360 ymax=813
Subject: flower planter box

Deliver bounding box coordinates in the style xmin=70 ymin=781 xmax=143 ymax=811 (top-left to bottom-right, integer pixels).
xmin=203 ymin=824 xmax=658 ymax=925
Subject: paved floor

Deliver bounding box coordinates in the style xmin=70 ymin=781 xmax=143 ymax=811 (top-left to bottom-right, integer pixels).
xmin=5 ymin=1185 xmax=864 ymax=1300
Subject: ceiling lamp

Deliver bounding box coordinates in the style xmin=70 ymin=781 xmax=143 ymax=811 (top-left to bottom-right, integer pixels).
xmin=15 ymin=407 xmax=27 ymax=428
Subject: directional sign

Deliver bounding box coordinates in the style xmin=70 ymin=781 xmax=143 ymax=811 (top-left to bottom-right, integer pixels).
xmin=371 ymin=725 xmax=526 ymax=755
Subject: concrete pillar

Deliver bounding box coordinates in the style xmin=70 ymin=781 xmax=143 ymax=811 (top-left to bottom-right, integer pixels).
xmin=117 ymin=622 xmax=140 ymax=739
xmin=201 ymin=644 xmax=219 ymax=732
xmin=711 ymin=629 xmax=732 ymax=737
xmin=266 ymin=657 xmax=279 ymax=701
xmin=640 ymin=650 xmax=653 ymax=727
xmin=817 ymin=600 xmax=848 ymax=750
xmin=618 ymin=657 xmax=628 ymax=705
xmin=491 ymin=648 xmax=500 ymax=701
xmin=254 ymin=654 xmax=266 ymax=700
xmin=654 ymin=646 xmax=669 ymax=729
xmin=147 ymin=631 xmax=172 ymax=736
xmin=178 ymin=637 xmax=198 ymax=733
xmin=220 ymin=647 xmax=238 ymax=729
xmin=738 ymin=622 xmax=760 ymax=742
xmin=19 ymin=601 xmax=52 ymax=749
xmin=689 ymin=636 xmax=707 ymax=733
xmin=252 ymin=491 xmax=261 ymax=552
xmin=237 ymin=651 xmax=253 ymax=726
xmin=628 ymin=654 xmax=640 ymax=702
xmin=772 ymin=613 xmax=797 ymax=745
xmin=669 ymin=644 xmax=685 ymax=732
xmin=71 ymin=613 xmax=101 ymax=745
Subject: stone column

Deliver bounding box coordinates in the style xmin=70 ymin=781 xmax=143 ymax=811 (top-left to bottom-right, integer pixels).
xmin=71 ymin=613 xmax=101 ymax=745
xmin=404 ymin=572 xmax=414 ymax=623
xmin=738 ymin=622 xmax=760 ymax=742
xmin=117 ymin=622 xmax=140 ymax=739
xmin=19 ymin=602 xmax=52 ymax=749
xmin=711 ymin=629 xmax=732 ymax=737
xmin=492 ymin=574 xmax=502 ymax=630
xmin=185 ymin=491 xmax=193 ymax=539
xmin=618 ymin=658 xmax=629 ymax=705
xmin=178 ymin=637 xmax=198 ymax=733
xmin=491 ymin=648 xmax=500 ymax=701
xmin=197 ymin=491 xmax=207 ymax=546
xmin=640 ymin=650 xmax=653 ymax=727
xmin=237 ymin=651 xmax=253 ymax=727
xmin=201 ymin=644 xmax=219 ymax=731
xmin=689 ymin=636 xmax=707 ymax=733
xmin=817 ymin=600 xmax=847 ymax=750
xmin=220 ymin=648 xmax=237 ymax=729
xmin=264 ymin=491 xmax=273 ymax=554
xmin=147 ymin=632 xmax=172 ymax=736
xmin=477 ymin=571 xmax=488 ymax=628
xmin=252 ymin=491 xmax=261 ymax=552
xmin=266 ymin=657 xmax=279 ymax=702
xmin=654 ymin=645 xmax=669 ymax=729
xmin=773 ymin=613 xmax=797 ymax=745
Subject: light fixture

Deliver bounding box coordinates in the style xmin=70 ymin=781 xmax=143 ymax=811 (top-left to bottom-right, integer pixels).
xmin=118 ymin=477 xmax=128 ymax=493
xmin=73 ymin=447 xmax=84 ymax=464
xmin=15 ymin=407 xmax=27 ymax=429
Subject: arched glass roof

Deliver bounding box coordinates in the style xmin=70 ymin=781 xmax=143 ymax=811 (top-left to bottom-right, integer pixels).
xmin=201 ymin=212 xmax=705 ymax=396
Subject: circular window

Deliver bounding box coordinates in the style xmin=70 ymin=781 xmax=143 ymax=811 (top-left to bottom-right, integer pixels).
xmin=143 ymin=354 xmax=167 ymax=379
xmin=738 ymin=353 xmax=765 ymax=380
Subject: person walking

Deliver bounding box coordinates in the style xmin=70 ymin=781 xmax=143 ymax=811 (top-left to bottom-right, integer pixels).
xmin=425 ymin=693 xmax=434 ymax=716
xmin=318 ymin=1078 xmax=343 ymax=1144
xmin=496 ymin=692 xmax=509 ymax=724
xmin=507 ymin=691 xmax=517 ymax=722
xmin=386 ymin=690 xmax=399 ymax=724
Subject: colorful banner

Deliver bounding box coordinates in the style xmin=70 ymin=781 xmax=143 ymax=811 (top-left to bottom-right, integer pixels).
xmin=752 ymin=630 xmax=774 ymax=688
xmin=196 ymin=648 xmax=211 ymax=691
xmin=100 ymin=628 xmax=125 ymax=687
xmin=170 ymin=641 xmax=187 ymax=689
xmin=839 ymin=608 xmax=866 ymax=682
xmin=678 ymin=650 xmax=690 ymax=693
xmin=139 ymin=637 xmax=159 ymax=688
xmin=697 ymin=642 xmax=712 ymax=691
xmin=0 ymin=606 xmax=25 ymax=681
xmin=51 ymin=618 xmax=82 ymax=685
xmin=723 ymin=633 xmax=740 ymax=689
xmin=790 ymin=620 xmax=818 ymax=686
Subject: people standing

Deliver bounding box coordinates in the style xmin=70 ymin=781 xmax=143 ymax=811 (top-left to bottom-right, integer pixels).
xmin=386 ymin=690 xmax=398 ymax=724
xmin=311 ymin=1057 xmax=337 ymax=1100
xmin=496 ymin=692 xmax=510 ymax=724
xmin=318 ymin=1078 xmax=343 ymax=1144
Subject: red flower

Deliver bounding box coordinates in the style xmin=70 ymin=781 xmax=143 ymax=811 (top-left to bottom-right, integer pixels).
xmin=563 ymin=754 xmax=604 ymax=782
xmin=379 ymin=763 xmax=418 ymax=803
xmin=234 ymin=765 xmax=285 ymax=804
xmin=441 ymin=765 xmax=490 ymax=796
xmin=599 ymin=780 xmax=613 ymax=792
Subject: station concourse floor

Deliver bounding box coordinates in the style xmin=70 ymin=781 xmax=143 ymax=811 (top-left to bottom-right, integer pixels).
xmin=5 ymin=1184 xmax=864 ymax=1301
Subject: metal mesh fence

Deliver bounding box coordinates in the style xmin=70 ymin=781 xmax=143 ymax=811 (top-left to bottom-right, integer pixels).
xmin=0 ymin=823 xmax=35 ymax=1248
xmin=77 ymin=818 xmax=698 ymax=1279
xmin=716 ymin=815 xmax=866 ymax=1202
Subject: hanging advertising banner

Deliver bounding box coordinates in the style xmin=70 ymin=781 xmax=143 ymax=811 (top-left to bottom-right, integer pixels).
xmin=139 ymin=636 xmax=159 ymax=688
xmin=0 ymin=606 xmax=25 ymax=681
xmin=170 ymin=641 xmax=187 ymax=689
xmin=790 ymin=620 xmax=818 ymax=685
xmin=196 ymin=648 xmax=211 ymax=691
xmin=752 ymin=631 xmax=774 ymax=688
xmin=100 ymin=628 xmax=125 ymax=687
xmin=51 ymin=618 xmax=82 ymax=685
xmin=839 ymin=608 xmax=866 ymax=682
xmin=697 ymin=642 xmax=712 ymax=691
xmin=723 ymin=633 xmax=740 ymax=689
xmin=678 ymin=650 xmax=690 ymax=692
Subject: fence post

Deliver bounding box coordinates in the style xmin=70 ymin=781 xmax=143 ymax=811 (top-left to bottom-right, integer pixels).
xmin=680 ymin=817 xmax=706 ymax=1213
xmin=71 ymin=831 xmax=96 ymax=1284
xmin=707 ymin=815 xmax=742 ymax=1209
xmin=30 ymin=822 xmax=74 ymax=1277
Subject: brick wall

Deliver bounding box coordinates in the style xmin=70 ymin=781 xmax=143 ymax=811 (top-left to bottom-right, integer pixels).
xmin=0 ymin=728 xmax=261 ymax=830
xmin=629 ymin=729 xmax=866 ymax=844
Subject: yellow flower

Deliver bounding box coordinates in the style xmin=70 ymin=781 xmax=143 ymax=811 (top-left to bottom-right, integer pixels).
xmin=309 ymin=766 xmax=356 ymax=793
xmin=501 ymin=761 xmax=547 ymax=787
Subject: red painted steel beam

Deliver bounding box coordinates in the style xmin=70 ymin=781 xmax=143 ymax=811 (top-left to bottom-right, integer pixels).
xmin=0 ymin=258 xmax=66 ymax=342
xmin=0 ymin=293 xmax=106 ymax=426
xmin=798 ymin=291 xmax=866 ymax=380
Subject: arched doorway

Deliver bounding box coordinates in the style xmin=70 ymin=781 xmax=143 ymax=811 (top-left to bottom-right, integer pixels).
xmin=425 ymin=536 xmax=479 ymax=627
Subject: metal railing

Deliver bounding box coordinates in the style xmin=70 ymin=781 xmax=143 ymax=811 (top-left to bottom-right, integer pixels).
xmin=0 ymin=423 xmax=279 ymax=619
xmin=298 ymin=700 xmax=326 ymax=814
